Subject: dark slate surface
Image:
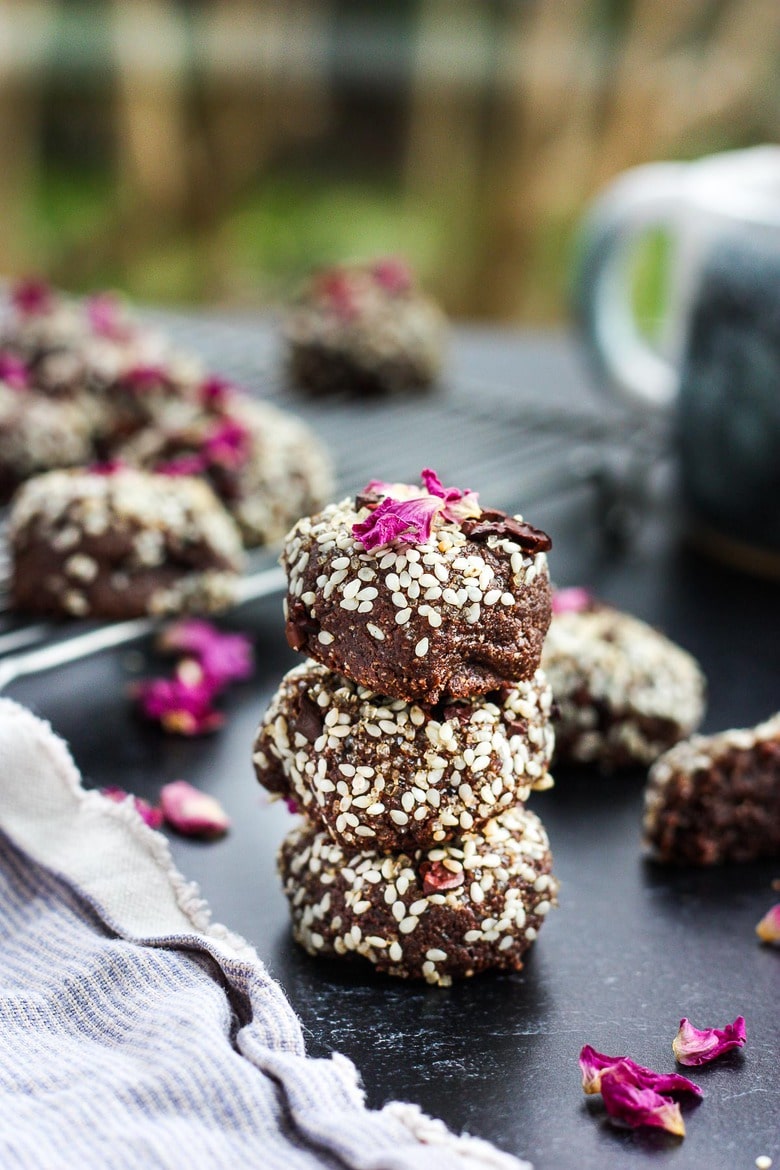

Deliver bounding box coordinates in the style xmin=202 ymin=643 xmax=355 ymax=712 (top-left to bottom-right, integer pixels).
xmin=9 ymin=326 xmax=778 ymax=1170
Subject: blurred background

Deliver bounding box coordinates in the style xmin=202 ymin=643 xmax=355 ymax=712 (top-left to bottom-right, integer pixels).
xmin=1 ymin=0 xmax=779 ymax=321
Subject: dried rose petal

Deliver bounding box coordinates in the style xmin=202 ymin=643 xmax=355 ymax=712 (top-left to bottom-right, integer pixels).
xmin=371 ymin=257 xmax=413 ymax=295
xmin=420 ymin=467 xmax=481 ymax=521
xmin=89 ymin=459 xmax=126 ymax=476
xmin=552 ymin=586 xmax=593 ymax=615
xmin=160 ymin=780 xmax=230 ymax=839
xmin=157 ymin=454 xmax=207 ymax=477
xmin=600 ymin=1067 xmax=685 ymax=1137
xmin=672 ymin=1016 xmax=746 ymax=1066
xmin=199 ymin=375 xmax=236 ymax=409
xmin=86 ymin=292 xmax=133 ymax=340
xmin=100 ymin=786 xmax=164 ymax=829
xmin=203 ymin=417 xmax=250 ymax=470
xmin=284 ymin=797 xmax=301 ymax=815
xmin=578 ymin=1045 xmax=702 ymax=1098
xmin=419 ymin=860 xmax=465 ymax=895
xmin=0 ymin=352 xmax=29 ymax=390
xmin=121 ymin=364 xmax=170 ymax=393
xmin=158 ymin=619 xmax=253 ymax=690
xmin=11 ymin=278 xmax=54 ymax=316
xmin=314 ymin=268 xmax=358 ymax=319
xmin=352 ymin=494 xmax=441 ymax=550
xmin=756 ymin=903 xmax=780 ymax=943
xmin=134 ymin=674 xmax=224 ymax=736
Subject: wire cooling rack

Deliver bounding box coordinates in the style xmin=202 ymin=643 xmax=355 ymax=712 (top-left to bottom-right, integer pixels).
xmin=0 ymin=313 xmax=667 ymax=690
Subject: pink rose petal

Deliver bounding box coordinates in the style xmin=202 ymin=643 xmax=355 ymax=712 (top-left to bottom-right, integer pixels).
xmin=199 ymin=376 xmax=236 ymax=409
xmin=552 ymin=586 xmax=593 ymax=615
xmin=202 ymin=417 xmax=250 ymax=470
xmin=157 ymin=454 xmax=208 ymax=477
xmin=134 ymin=674 xmax=224 ymax=736
xmin=100 ymin=786 xmax=163 ymax=829
xmin=420 ymin=467 xmax=481 ymax=521
xmin=158 ymin=620 xmax=253 ymax=690
xmin=756 ymin=903 xmax=780 ymax=944
xmin=11 ymin=278 xmax=54 ymax=316
xmin=371 ymin=257 xmax=413 ymax=295
xmin=600 ymin=1067 xmax=686 ymax=1137
xmin=86 ymin=292 xmax=133 ymax=341
xmin=578 ymin=1045 xmax=701 ymax=1098
xmin=672 ymin=1017 xmax=746 ymax=1066
xmin=160 ymin=780 xmax=230 ymax=839
xmin=352 ymin=493 xmax=441 ymax=550
xmin=0 ymin=352 xmax=29 ymax=391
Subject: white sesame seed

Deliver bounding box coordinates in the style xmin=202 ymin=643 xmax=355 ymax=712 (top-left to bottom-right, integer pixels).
xmin=470 ymin=882 xmax=484 ymax=903
xmin=398 ymin=916 xmax=419 ymax=934
xmin=389 ymin=809 xmax=409 ymax=826
xmin=366 ymin=623 xmax=385 ymax=641
xmin=318 ymin=631 xmax=334 ymax=645
xmin=415 ymin=637 xmax=429 ymax=657
xmin=409 ymin=899 xmax=428 ymax=916
xmin=388 ymin=941 xmax=403 ymax=962
xmin=342 ymin=579 xmax=361 ymax=599
xmin=501 ymin=592 xmax=515 ymax=606
xmin=395 ymin=609 xmax=412 ymax=625
xmin=464 ymin=930 xmax=481 ymax=943
xmin=367 ymin=936 xmax=387 ymax=948
xmin=426 ymin=949 xmax=447 ymax=962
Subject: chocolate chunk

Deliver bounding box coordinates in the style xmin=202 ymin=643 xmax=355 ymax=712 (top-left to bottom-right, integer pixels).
xmin=296 ymin=692 xmax=323 ymax=744
xmin=354 ymin=490 xmax=382 ymax=511
xmin=461 ymin=508 xmax=552 ymax=553
xmin=285 ymin=599 xmax=320 ymax=651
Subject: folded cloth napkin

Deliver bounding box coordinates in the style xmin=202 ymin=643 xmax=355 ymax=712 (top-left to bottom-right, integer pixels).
xmin=0 ymin=699 xmax=530 ymax=1170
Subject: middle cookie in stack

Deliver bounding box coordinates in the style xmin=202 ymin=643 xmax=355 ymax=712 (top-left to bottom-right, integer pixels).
xmin=254 ymin=469 xmax=560 ymax=986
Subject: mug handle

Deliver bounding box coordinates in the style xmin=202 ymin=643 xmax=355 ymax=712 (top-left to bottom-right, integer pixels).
xmin=573 ymin=162 xmax=688 ymax=411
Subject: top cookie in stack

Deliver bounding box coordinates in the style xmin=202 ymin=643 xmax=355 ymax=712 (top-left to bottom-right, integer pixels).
xmin=282 ymin=469 xmax=552 ymax=704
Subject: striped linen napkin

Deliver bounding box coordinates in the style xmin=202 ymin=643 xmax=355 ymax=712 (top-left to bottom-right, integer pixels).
xmin=0 ymin=698 xmax=530 ymax=1170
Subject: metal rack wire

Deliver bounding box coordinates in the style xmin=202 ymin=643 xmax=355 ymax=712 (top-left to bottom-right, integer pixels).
xmin=0 ymin=315 xmax=667 ymax=690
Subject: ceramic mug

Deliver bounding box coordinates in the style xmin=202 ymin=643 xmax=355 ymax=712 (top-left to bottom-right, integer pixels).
xmin=574 ymin=146 xmax=780 ymax=569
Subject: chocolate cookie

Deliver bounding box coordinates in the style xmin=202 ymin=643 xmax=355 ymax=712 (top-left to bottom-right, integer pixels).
xmin=254 ymin=659 xmax=554 ymax=852
xmin=644 ymin=713 xmax=780 ymax=865
xmin=10 ymin=466 xmax=244 ymax=619
xmin=283 ymin=476 xmax=552 ymax=703
xmin=278 ymin=805 xmax=557 ymax=986
xmin=542 ymin=604 xmax=705 ymax=768
xmin=284 ymin=259 xmax=446 ymax=397
xmin=119 ymin=390 xmax=334 ymax=547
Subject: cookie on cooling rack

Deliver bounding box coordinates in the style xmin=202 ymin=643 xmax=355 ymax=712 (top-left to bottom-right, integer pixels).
xmin=542 ymin=594 xmax=705 ymax=768
xmin=9 ymin=465 xmax=244 ymax=619
xmin=118 ymin=385 xmax=334 ymax=548
xmin=284 ymin=259 xmax=446 ymax=397
xmin=283 ymin=470 xmax=552 ymax=704
xmin=253 ymin=659 xmax=554 ymax=853
xmin=644 ymin=713 xmax=780 ymax=865
xmin=278 ymin=805 xmax=557 ymax=986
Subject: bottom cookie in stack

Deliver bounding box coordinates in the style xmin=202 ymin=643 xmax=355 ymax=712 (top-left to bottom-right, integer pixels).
xmin=278 ymin=806 xmax=557 ymax=987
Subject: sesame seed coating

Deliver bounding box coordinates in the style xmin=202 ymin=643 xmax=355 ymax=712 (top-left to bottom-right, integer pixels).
xmin=254 ymin=659 xmax=555 ymax=852
xmin=284 ymin=261 xmax=447 ymax=397
xmin=10 ymin=466 xmax=244 ymax=619
xmin=283 ymin=495 xmax=551 ymax=703
xmin=644 ymin=712 xmax=780 ymax=864
xmin=278 ymin=806 xmax=558 ymax=986
xmin=542 ymin=605 xmax=706 ymax=768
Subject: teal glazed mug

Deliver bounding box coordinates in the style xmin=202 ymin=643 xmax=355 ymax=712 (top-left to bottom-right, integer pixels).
xmin=574 ymin=146 xmax=780 ymax=573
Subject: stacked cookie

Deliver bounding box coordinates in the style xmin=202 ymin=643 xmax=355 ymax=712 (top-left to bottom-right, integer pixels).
xmin=254 ymin=471 xmax=560 ymax=986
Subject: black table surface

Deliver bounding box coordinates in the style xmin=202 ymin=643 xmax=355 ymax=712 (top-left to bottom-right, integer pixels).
xmin=9 ymin=324 xmax=779 ymax=1170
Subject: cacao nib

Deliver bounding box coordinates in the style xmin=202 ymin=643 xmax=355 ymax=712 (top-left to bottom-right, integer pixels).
xmin=354 ymin=490 xmax=382 ymax=511
xmin=461 ymin=508 xmax=552 ymax=553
